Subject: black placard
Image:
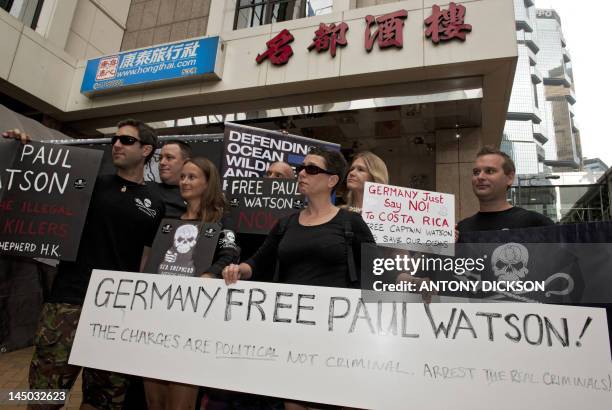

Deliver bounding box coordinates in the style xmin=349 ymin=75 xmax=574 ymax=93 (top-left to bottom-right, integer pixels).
xmin=0 ymin=140 xmax=103 ymax=260
xmin=144 ymin=218 xmax=221 ymax=276
xmin=361 ymin=222 xmax=612 ymax=304
xmin=222 ymin=122 xmax=340 ymax=181
xmin=224 ymin=177 xmax=305 ymax=234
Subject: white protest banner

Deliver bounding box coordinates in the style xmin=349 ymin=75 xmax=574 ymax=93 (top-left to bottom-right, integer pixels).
xmin=70 ymin=271 xmax=612 ymax=410
xmin=362 ymin=181 xmax=455 ymax=246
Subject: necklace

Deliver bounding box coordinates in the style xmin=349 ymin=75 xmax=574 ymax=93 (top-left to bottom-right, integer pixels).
xmin=348 ymin=206 xmax=362 ymax=214
xmin=120 ymin=177 xmax=144 ymax=193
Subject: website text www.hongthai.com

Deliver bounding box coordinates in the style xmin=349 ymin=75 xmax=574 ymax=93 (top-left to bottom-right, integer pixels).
xmin=116 ymin=58 xmax=197 ymax=77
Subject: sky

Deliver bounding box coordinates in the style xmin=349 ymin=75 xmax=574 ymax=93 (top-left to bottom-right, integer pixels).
xmin=542 ymin=0 xmax=612 ymax=166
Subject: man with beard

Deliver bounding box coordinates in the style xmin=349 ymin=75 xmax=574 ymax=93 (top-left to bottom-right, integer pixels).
xmin=5 ymin=119 xmax=165 ymax=409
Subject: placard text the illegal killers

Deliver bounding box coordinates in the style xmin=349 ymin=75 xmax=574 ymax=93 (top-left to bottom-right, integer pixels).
xmin=0 ymin=140 xmax=102 ymax=260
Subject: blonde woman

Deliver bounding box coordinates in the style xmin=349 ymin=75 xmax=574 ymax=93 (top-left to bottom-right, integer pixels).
xmin=344 ymin=151 xmax=389 ymax=213
xmin=344 ymin=152 xmax=433 ymax=301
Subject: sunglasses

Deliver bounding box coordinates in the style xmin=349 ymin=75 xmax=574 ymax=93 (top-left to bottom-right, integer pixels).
xmin=296 ymin=164 xmax=336 ymax=176
xmin=111 ymin=135 xmax=142 ymax=146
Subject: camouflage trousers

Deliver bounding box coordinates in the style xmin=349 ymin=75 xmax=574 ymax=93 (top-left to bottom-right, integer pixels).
xmin=29 ymin=303 xmax=129 ymax=410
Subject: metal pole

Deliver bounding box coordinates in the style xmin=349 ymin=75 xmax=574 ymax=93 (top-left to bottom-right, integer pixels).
xmin=599 ymin=184 xmax=604 ymax=221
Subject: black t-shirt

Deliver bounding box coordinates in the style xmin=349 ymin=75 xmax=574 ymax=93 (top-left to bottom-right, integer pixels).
xmin=246 ymin=209 xmax=374 ymax=288
xmin=147 ymin=182 xmax=186 ymax=219
xmin=50 ymin=175 xmax=165 ymax=305
xmin=457 ymin=206 xmax=554 ymax=234
xmin=237 ymin=232 xmax=269 ymax=279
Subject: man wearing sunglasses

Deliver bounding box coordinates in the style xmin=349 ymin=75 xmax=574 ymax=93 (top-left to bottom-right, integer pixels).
xmin=5 ymin=119 xmax=165 ymax=409
xmin=294 ymin=163 xmax=336 ymax=176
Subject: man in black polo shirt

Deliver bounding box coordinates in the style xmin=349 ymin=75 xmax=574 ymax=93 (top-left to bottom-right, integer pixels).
xmin=457 ymin=146 xmax=553 ymax=234
xmin=149 ymin=140 xmax=192 ymax=218
xmin=9 ymin=119 xmax=165 ymax=409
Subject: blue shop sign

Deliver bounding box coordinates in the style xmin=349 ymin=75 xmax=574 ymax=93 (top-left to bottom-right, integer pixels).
xmin=81 ymin=36 xmax=220 ymax=95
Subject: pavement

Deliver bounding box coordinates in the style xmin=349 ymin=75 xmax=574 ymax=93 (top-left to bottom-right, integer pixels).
xmin=0 ymin=347 xmax=82 ymax=409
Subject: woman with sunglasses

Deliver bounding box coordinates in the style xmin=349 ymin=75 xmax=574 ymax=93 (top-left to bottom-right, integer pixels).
xmin=145 ymin=157 xmax=239 ymax=410
xmin=222 ymin=148 xmax=374 ymax=409
xmin=223 ymin=147 xmax=373 ymax=289
xmin=343 ymin=151 xmax=389 ymax=214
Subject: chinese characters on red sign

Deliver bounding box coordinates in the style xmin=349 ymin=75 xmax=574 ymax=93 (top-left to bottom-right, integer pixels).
xmin=256 ymin=5 xmax=471 ymax=64
xmin=308 ymin=22 xmax=349 ymax=58
xmin=256 ymin=29 xmax=295 ymax=65
xmin=364 ymin=9 xmax=408 ymax=52
xmin=425 ymin=2 xmax=472 ymax=44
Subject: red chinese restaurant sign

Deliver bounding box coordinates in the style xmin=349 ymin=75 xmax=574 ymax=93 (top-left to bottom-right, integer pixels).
xmin=256 ymin=3 xmax=472 ymax=65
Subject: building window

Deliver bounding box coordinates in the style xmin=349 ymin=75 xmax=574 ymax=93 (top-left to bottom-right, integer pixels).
xmin=2 ymin=0 xmax=44 ymax=29
xmin=234 ymin=0 xmax=309 ymax=30
xmin=1 ymin=0 xmax=14 ymax=12
xmin=533 ymin=82 xmax=539 ymax=108
xmin=0 ymin=0 xmax=13 ymax=11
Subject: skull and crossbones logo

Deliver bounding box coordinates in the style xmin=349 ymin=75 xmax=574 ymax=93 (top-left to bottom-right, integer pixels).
xmin=174 ymin=224 xmax=198 ymax=254
xmin=491 ymin=243 xmax=529 ymax=282
xmin=219 ymin=229 xmax=237 ymax=249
